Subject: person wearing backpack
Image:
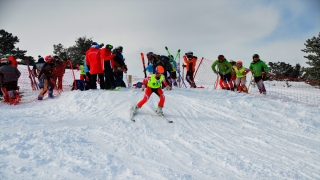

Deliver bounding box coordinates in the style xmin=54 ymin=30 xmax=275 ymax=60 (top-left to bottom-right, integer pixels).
xmin=211 ymin=55 xmax=234 ymax=90
xmin=37 ymin=55 xmax=56 ymax=100
xmin=32 ymin=56 xmax=46 ymax=89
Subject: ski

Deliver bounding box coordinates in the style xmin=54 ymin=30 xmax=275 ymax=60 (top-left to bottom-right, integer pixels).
xmin=159 ymin=115 xmax=173 ymax=123
xmin=130 ymin=106 xmax=136 ymax=122
xmin=141 ymin=53 xmax=147 ymax=78
xmin=155 ymin=111 xmax=173 ymax=123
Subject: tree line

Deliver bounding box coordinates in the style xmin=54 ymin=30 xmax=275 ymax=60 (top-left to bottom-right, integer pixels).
xmin=0 ymin=29 xmax=319 ymax=82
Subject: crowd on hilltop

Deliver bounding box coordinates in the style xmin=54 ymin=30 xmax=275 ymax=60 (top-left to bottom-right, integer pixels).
xmin=0 ymin=43 xmax=269 ymax=106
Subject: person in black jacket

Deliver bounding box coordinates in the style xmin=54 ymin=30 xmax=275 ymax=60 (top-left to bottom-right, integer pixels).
xmin=112 ymin=46 xmax=127 ymax=87
xmin=0 ymin=58 xmax=21 ymax=102
xmin=37 ymin=55 xmax=55 ymax=100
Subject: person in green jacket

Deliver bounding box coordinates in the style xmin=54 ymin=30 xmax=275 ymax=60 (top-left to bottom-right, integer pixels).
xmin=211 ymin=55 xmax=234 ymax=90
xmin=249 ymin=54 xmax=269 ymax=94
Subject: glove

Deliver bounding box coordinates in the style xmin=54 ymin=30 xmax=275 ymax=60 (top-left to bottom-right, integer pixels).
xmin=141 ymin=85 xmax=145 ymax=91
xmin=86 ymin=72 xmax=91 ymax=76
xmin=242 ymin=71 xmax=247 ymax=75
xmin=182 ymin=64 xmax=186 ymax=68
xmin=166 ymin=86 xmax=172 ymax=90
xmin=87 ymin=66 xmax=90 ymax=71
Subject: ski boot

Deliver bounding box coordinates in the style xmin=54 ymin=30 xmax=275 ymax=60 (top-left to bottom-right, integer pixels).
xmin=131 ymin=105 xmax=140 ymax=115
xmin=156 ymin=106 xmax=163 ymax=116
xmin=48 ymin=92 xmax=54 ymax=98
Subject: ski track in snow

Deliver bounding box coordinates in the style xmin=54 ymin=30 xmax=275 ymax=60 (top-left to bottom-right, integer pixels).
xmin=1 ymin=79 xmax=320 ymax=179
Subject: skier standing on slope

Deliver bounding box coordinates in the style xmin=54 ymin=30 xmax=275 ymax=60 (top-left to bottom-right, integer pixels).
xmin=233 ymin=60 xmax=250 ymax=93
xmin=37 ymin=55 xmax=55 ymax=100
xmin=211 ymin=55 xmax=234 ymax=90
xmin=131 ymin=66 xmax=171 ymax=116
xmin=183 ymin=51 xmax=198 ymax=88
xmin=249 ymin=54 xmax=269 ymax=94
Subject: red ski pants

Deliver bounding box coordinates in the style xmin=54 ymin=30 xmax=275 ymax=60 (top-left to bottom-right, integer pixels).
xmin=137 ymin=87 xmax=165 ymax=108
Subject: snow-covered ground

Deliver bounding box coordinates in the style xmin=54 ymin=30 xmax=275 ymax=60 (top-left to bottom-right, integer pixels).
xmin=0 ymin=66 xmax=319 ymax=180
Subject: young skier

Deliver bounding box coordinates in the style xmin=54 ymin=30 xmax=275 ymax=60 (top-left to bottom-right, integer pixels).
xmin=131 ymin=66 xmax=171 ymax=116
xmin=168 ymin=55 xmax=178 ymax=87
xmin=183 ymin=51 xmax=197 ymax=88
xmin=249 ymin=54 xmax=269 ymax=94
xmin=37 ymin=55 xmax=55 ymax=100
xmin=211 ymin=55 xmax=234 ymax=90
xmin=233 ymin=60 xmax=250 ymax=93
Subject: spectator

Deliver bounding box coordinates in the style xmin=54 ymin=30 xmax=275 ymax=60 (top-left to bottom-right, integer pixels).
xmin=100 ymin=44 xmax=116 ymax=90
xmin=113 ymin=46 xmax=127 ymax=87
xmin=183 ymin=51 xmax=197 ymax=88
xmin=0 ymin=58 xmax=21 ymax=103
xmin=85 ymin=42 xmax=105 ymax=89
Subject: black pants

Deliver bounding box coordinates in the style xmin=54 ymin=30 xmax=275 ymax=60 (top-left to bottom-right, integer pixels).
xmin=90 ymin=73 xmax=105 ymax=89
xmin=186 ymin=71 xmax=195 ymax=86
xmin=104 ymin=61 xmax=116 ymax=89
xmin=114 ymin=72 xmax=126 ymax=87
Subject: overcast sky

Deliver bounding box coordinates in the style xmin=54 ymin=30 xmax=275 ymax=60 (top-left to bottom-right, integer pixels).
xmin=1 ymin=0 xmax=319 ymax=76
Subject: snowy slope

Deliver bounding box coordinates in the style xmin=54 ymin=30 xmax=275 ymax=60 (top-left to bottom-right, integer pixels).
xmin=1 ymin=84 xmax=319 ymax=179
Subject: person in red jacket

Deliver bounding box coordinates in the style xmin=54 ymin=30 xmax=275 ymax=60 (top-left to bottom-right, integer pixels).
xmin=100 ymin=44 xmax=116 ymax=90
xmin=85 ymin=42 xmax=105 ymax=89
xmin=183 ymin=51 xmax=197 ymax=88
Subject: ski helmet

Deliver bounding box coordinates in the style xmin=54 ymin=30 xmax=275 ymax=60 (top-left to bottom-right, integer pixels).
xmin=252 ymin=54 xmax=259 ymax=59
xmin=106 ymin=44 xmax=113 ymax=50
xmin=236 ymin=60 xmax=243 ymax=65
xmin=186 ymin=51 xmax=193 ymax=56
xmin=45 ymin=55 xmax=54 ymax=63
xmin=92 ymin=42 xmax=98 ymax=45
xmin=155 ymin=66 xmax=164 ymax=74
xmin=115 ymin=46 xmax=123 ymax=50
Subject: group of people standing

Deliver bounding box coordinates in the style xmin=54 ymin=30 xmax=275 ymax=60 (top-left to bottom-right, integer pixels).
xmin=212 ymin=54 xmax=269 ymax=94
xmin=81 ymin=42 xmax=127 ymax=90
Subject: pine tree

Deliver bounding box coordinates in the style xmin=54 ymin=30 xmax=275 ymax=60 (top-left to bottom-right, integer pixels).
xmin=301 ymin=32 xmax=320 ymax=83
xmin=268 ymin=62 xmax=302 ymax=79
xmin=0 ymin=29 xmax=28 ymax=62
xmin=53 ymin=36 xmax=94 ymax=67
